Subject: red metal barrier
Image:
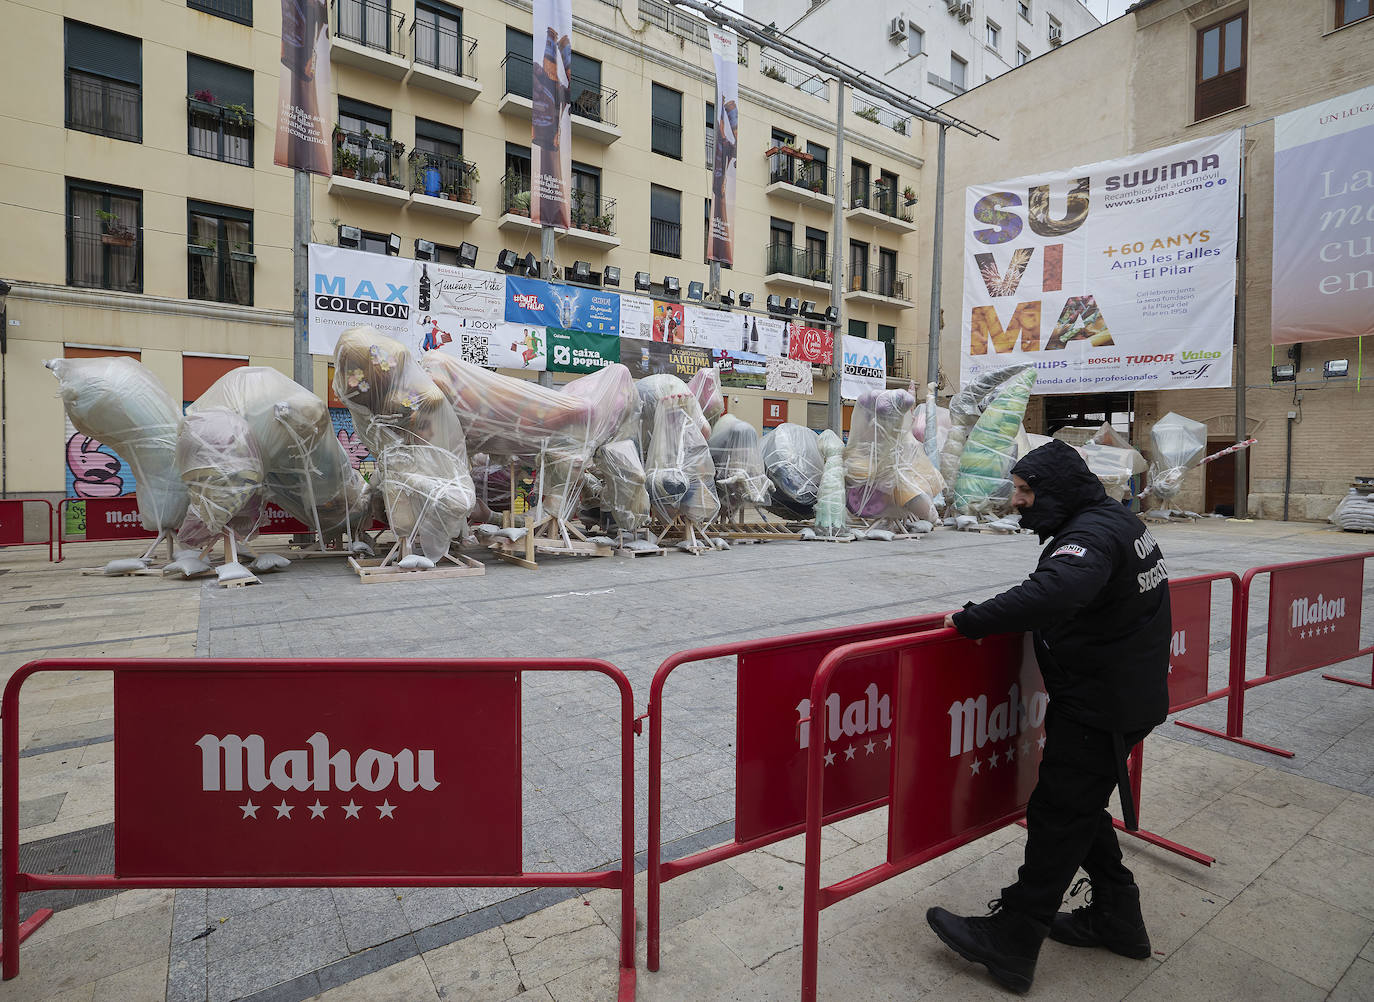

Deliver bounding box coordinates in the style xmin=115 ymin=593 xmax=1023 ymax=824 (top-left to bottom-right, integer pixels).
xmin=2 ymin=658 xmax=637 ymax=999
xmin=1177 ymin=552 xmax=1374 ymax=757
xmin=801 ymin=627 xmax=1044 ymax=1001
xmin=0 ymin=499 xmax=55 ymax=562
xmin=646 ymin=611 xmax=948 ymax=972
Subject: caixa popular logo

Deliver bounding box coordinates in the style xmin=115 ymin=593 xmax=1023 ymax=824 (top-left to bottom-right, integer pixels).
xmin=313 ymin=275 xmax=411 ymax=320
xmin=947 ymin=682 xmax=1047 ymax=757
xmin=196 ymin=731 xmax=439 ymax=793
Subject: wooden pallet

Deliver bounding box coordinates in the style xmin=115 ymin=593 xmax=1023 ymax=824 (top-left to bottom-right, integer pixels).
xmin=218 ymin=571 xmax=261 ymax=588
xmin=714 ymin=520 xmax=803 ymax=541
xmin=348 ymin=550 xmax=485 ymax=583
xmin=488 ymin=513 xmax=613 ymax=570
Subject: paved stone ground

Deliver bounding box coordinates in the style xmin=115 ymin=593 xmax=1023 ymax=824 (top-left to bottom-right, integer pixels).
xmin=1 ymin=517 xmax=1371 ymax=1000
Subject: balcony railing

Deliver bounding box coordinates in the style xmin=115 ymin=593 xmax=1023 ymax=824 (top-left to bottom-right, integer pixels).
xmin=759 ymin=52 xmax=830 ymax=101
xmin=409 ymin=150 xmax=477 ymax=200
xmin=333 ymin=128 xmax=403 ymax=185
xmin=847 ymin=265 xmax=913 ymax=301
xmin=188 ymin=238 xmax=253 ymax=305
xmin=639 ymin=0 xmax=712 ymax=47
xmin=500 ymin=52 xmax=617 ymax=127
xmin=650 ymin=218 xmax=681 ymax=258
xmin=408 ymin=18 xmax=477 ymax=79
xmin=501 ymin=172 xmax=532 ymax=216
xmin=187 ymin=98 xmax=253 ymax=167
xmin=890 ymin=349 xmax=912 ymax=380
xmin=65 ymin=71 xmax=141 ymax=142
xmin=848 ymin=180 xmax=913 ymax=221
xmin=571 ymin=191 xmax=617 ymax=235
xmin=766 ymin=149 xmax=834 ymax=196
xmin=68 ymin=231 xmax=142 ymax=294
xmin=651 ymin=116 xmax=682 ymax=158
xmin=767 ymin=243 xmax=830 ymax=284
xmin=928 ymin=71 xmax=966 ymax=96
xmin=852 ymin=95 xmax=911 ymax=136
xmin=334 ymin=0 xmax=405 ymax=54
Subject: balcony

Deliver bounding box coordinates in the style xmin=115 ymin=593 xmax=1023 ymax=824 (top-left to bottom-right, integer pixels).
xmin=758 ymin=52 xmax=830 ymax=102
xmin=328 ymin=129 xmax=409 ymax=206
xmin=566 ymin=191 xmax=620 ymax=250
xmin=888 ymin=349 xmax=913 ymax=384
xmin=404 ymin=21 xmax=481 ymax=102
xmin=765 ymin=148 xmax=834 ymax=208
xmin=844 ymin=266 xmax=915 ymax=309
xmin=187 ymin=97 xmax=253 ymax=167
xmin=65 ymin=71 xmax=141 ymax=143
xmin=852 ymin=95 xmax=911 ymax=138
xmin=499 ymin=53 xmax=621 ymax=144
xmin=764 ymin=243 xmax=832 ymax=292
xmin=845 ymin=180 xmax=917 ymax=234
xmin=406 ymin=150 xmax=480 ymax=222
xmin=649 ymin=218 xmax=681 ymax=258
xmin=68 ymin=231 xmax=142 ymax=294
xmin=331 ymin=0 xmax=409 ymax=79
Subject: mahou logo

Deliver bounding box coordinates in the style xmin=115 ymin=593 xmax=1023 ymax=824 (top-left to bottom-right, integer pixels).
xmin=947 ymin=682 xmax=1048 ymax=757
xmin=1291 ymin=593 xmax=1346 ymax=636
xmin=795 ymin=683 xmax=891 ymax=750
xmin=196 ymin=731 xmax=439 ymax=793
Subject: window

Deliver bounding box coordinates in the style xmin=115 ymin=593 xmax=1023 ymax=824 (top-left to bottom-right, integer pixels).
xmin=877 ymin=323 xmax=897 ymax=368
xmin=1195 ymin=12 xmax=1247 ymax=120
xmin=571 ymin=162 xmax=602 ymax=229
xmin=65 ymin=21 xmax=141 ymax=142
xmin=360 ymin=230 xmax=390 ymax=255
xmin=188 ymin=201 xmax=253 ymax=306
xmin=1048 ymin=15 xmax=1062 ymax=43
xmin=806 ymin=142 xmax=829 ymax=196
xmin=188 ymin=0 xmax=252 ymax=26
xmin=414 ymin=119 xmax=465 ymax=196
xmin=504 ymin=142 xmax=532 ymax=211
xmin=878 ymin=248 xmax=898 ymax=298
xmin=1016 ymin=45 xmax=1030 ymax=66
xmin=986 ymin=20 xmax=1000 ymax=49
xmin=570 ymin=53 xmax=604 ymax=123
xmin=337 ymin=0 xmax=394 ymax=51
xmin=849 ymin=240 xmax=869 ymax=291
xmin=805 ymin=227 xmax=828 ymax=282
xmin=67 ymin=179 xmax=142 ymax=294
xmin=908 ymin=24 xmax=924 ymax=57
xmin=650 ymin=185 xmax=681 ymax=257
xmin=504 ymin=27 xmax=533 ymax=99
xmin=337 ymin=97 xmax=393 ymax=182
xmin=183 ymin=354 xmax=247 ymax=401
xmin=1338 ymin=0 xmax=1371 ymax=26
xmin=415 ymin=1 xmax=464 ymax=76
xmin=768 ymin=127 xmax=797 ymax=185
xmin=705 ymin=101 xmax=715 ymax=164
xmin=848 ymin=319 xmax=868 ymax=339
xmin=877 ymin=170 xmax=898 ymax=216
xmin=850 ymin=159 xmax=871 ymax=208
xmin=950 ymin=54 xmax=967 ymax=90
xmin=187 ymin=55 xmax=252 ymax=166
xmin=768 ymin=218 xmax=794 ymax=274
xmin=651 ymin=83 xmax=682 ymax=159
xmin=1018 ymin=1 xmax=1031 ymax=21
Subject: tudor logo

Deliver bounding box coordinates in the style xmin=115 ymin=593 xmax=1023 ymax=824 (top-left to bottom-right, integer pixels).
xmin=196 ymin=732 xmax=440 ymax=793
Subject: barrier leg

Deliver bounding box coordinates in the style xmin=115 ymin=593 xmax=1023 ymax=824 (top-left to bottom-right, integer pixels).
xmin=1323 ymin=652 xmax=1374 ymax=690
xmin=0 ymin=910 xmax=53 ymax=968
xmin=647 ymin=698 xmax=662 ymax=972
xmin=3 ymin=691 xmax=19 ymax=979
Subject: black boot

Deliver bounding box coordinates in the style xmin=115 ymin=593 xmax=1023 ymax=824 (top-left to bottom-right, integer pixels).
xmin=1049 ymin=877 xmax=1151 ymax=959
xmin=926 ymin=900 xmax=1049 ymax=994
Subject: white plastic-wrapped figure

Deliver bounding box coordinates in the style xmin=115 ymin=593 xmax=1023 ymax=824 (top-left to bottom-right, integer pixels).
xmin=708 ymin=414 xmax=770 ymax=519
xmin=1147 ymin=412 xmax=1208 ymax=503
xmin=844 ymin=389 xmax=945 ymax=526
xmin=761 ymin=423 xmax=823 ymax=517
xmin=45 ymin=356 xmax=190 ymax=544
xmin=636 ymin=374 xmax=709 ymax=457
xmin=645 ymin=392 xmax=720 ymax=531
xmin=815 ymin=429 xmax=846 ymax=535
xmin=687 ymin=367 xmax=725 ymax=423
xmin=334 ymin=327 xmax=475 ymax=561
xmin=175 ymin=409 xmax=266 ymax=548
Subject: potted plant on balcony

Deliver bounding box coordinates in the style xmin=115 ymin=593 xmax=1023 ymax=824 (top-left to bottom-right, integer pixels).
xmin=96 ymin=209 xmax=135 ymax=247
xmin=902 ymin=185 xmax=917 ymax=206
xmin=762 ymin=64 xmax=787 ymax=83
xmin=591 ymin=213 xmax=611 ymax=235
xmin=570 ymin=188 xmax=590 ymax=230
xmin=225 ymin=103 xmax=250 ymax=128
xmin=332 ymin=122 xmax=345 ymax=146
xmin=187 ymin=237 xmax=216 ymax=257
xmin=457 ymin=164 xmax=478 ymax=203
xmin=335 ymin=145 xmax=359 ymax=178
xmin=893 ymin=119 xmax=907 ymax=135
xmin=855 ymin=105 xmax=881 ymax=124
xmin=510 ymin=190 xmax=531 ymax=217
xmin=360 ymin=152 xmax=383 ymax=184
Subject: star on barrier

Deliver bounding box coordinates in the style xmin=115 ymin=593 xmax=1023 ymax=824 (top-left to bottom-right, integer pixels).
xmin=342 ymin=800 xmax=362 ymax=819
xmin=883 ymin=734 xmax=892 ymax=750
xmin=864 ymin=739 xmax=877 ymax=756
xmin=824 ymin=749 xmax=836 ymax=767
xmin=844 ymin=745 xmax=856 ymax=761
xmin=377 ymin=799 xmax=396 ymax=820
xmin=308 ymin=800 xmax=328 ymax=819
xmin=1005 ymin=744 xmax=1016 ymax=762
xmin=1037 ymin=734 xmax=1047 ymax=750
xmin=970 ymin=757 xmax=981 ymax=775
xmin=274 ymin=800 xmax=294 ymax=819
xmin=989 ymin=750 xmax=1000 ymax=768
xmin=240 ymin=800 xmax=259 ymax=819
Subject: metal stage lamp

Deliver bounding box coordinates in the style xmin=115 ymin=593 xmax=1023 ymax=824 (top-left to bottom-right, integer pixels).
xmin=1272 ymin=363 xmax=1296 ymax=382
xmin=719 ymin=290 xmax=735 ymax=307
xmin=414 ymin=239 xmax=436 ymax=261
xmin=765 ymin=294 xmax=784 ymax=314
xmin=783 ymin=297 xmax=799 ymax=315
xmin=496 ymin=249 xmax=520 ymax=272
xmin=663 ymin=276 xmax=681 ymax=298
xmin=634 ymin=271 xmax=652 ymax=292
xmin=603 ymin=266 xmax=621 ymax=287
xmin=1325 ymin=359 xmax=1349 ymax=379
xmin=337 ymin=225 xmax=362 ymax=249
xmin=520 ymin=252 xmax=539 ymax=277
xmin=571 ymin=260 xmax=593 ymax=284
xmin=823 ymin=306 xmax=839 ymax=324
xmin=386 ymin=232 xmax=402 ymax=256
xmin=458 ymin=242 xmax=479 ymax=269
xmin=738 ymin=292 xmax=754 ymax=309
xmin=799 ymin=300 xmax=819 ymax=320
xmin=687 ymin=281 xmax=704 ymax=301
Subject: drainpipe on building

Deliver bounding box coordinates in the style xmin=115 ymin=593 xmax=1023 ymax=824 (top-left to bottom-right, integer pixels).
xmin=0 ymin=277 xmax=9 ymax=499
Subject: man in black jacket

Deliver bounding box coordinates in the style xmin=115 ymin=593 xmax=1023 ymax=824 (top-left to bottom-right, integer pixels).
xmin=926 ymin=439 xmax=1170 ymax=994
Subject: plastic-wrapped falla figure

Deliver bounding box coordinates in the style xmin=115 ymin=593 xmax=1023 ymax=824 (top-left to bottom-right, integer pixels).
xmin=645 ymin=392 xmax=720 ymax=538
xmin=708 ymin=414 xmax=770 ymax=520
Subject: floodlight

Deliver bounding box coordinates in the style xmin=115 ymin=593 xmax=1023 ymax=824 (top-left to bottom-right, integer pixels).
xmin=496 ymin=249 xmax=519 ymax=272
xmin=687 ymin=281 xmax=704 ymax=301
xmin=663 ymin=276 xmax=681 ymax=298
xmin=1272 ymin=364 xmax=1296 ymax=382
xmin=1325 ymin=359 xmax=1349 ymax=379
xmin=457 ymin=242 xmax=479 ymax=269
xmin=603 ymin=266 xmax=621 ymax=287
xmin=386 ymin=232 xmax=402 ymax=256
xmin=337 ymin=225 xmax=362 ymax=249
xmin=738 ymin=292 xmax=754 ymax=308
xmin=414 ymin=239 xmax=435 ymax=261
xmin=634 ymin=271 xmax=652 ymax=292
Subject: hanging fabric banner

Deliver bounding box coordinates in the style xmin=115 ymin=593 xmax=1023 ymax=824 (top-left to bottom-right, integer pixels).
xmin=308 ymin=244 xmax=414 ymax=354
xmin=708 ymin=27 xmax=739 ymax=266
xmin=274 ymin=0 xmax=333 ymax=174
xmin=840 ymin=334 xmax=887 ymax=400
xmin=531 ymin=0 xmax=572 ymax=228
xmin=684 ymin=305 xmax=743 ymax=351
xmin=1272 ymin=84 xmax=1374 ymax=345
xmin=788 ymin=324 xmax=833 ymax=365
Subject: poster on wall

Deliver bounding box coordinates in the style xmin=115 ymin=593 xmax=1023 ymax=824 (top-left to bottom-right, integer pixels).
xmin=504 ymin=276 xmax=619 ymax=333
xmin=653 ymin=301 xmax=685 ymax=343
xmin=449 ymin=324 xmax=549 ymax=371
xmin=623 ymin=342 xmax=712 ymax=379
xmin=308 ymin=244 xmax=414 ymax=354
xmin=420 ymin=264 xmax=504 ymax=325
xmin=961 ymin=131 xmax=1241 ymax=395
xmin=841 ymin=334 xmax=887 ymax=400
xmin=684 ymin=305 xmax=745 ymax=351
xmin=546 ymin=328 xmax=621 ymax=373
xmin=531 ymin=0 xmax=572 ymax=228
xmin=788 ymin=324 xmax=833 ymax=365
xmin=712 ymin=349 xmax=766 ymax=389
xmin=1271 ymin=84 xmax=1374 ymax=344
xmin=754 ymin=315 xmax=788 ymax=358
xmin=274 ymin=0 xmax=332 ymax=174
xmin=707 ymin=27 xmax=739 ymax=267
xmin=619 ymin=295 xmax=654 ymax=339
xmin=766 ymin=355 xmax=814 ymax=395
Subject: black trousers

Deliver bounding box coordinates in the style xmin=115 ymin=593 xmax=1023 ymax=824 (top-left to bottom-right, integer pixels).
xmin=1000 ymin=708 xmax=1150 ymax=925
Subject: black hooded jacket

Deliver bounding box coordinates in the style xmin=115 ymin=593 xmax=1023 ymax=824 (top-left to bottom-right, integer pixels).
xmin=951 ymin=440 xmax=1171 ymax=734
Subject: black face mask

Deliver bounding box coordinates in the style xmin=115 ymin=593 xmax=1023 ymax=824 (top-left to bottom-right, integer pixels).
xmin=1010 ymin=439 xmax=1109 ymax=542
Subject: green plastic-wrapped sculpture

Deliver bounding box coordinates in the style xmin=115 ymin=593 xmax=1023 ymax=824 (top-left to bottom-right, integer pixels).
xmin=952 ymin=367 xmax=1037 ymax=515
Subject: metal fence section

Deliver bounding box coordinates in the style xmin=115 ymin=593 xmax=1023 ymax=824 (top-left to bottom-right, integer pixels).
xmin=408 ymin=18 xmax=477 ymax=80
xmin=759 ymin=51 xmax=831 ymax=101
xmin=333 ymin=0 xmax=404 ymax=54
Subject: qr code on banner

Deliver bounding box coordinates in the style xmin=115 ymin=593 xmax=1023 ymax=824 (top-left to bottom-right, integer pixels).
xmin=460 ymin=334 xmax=489 ymax=367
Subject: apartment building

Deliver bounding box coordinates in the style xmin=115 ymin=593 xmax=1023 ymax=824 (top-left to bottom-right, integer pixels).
xmin=921 ymin=0 xmax=1374 ymax=518
xmin=0 ymin=0 xmax=928 ymax=498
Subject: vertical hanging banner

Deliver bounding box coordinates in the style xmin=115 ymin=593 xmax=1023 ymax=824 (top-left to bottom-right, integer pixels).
xmin=841 ymin=334 xmax=887 ymax=400
xmin=708 ymin=28 xmax=739 ymax=266
xmin=1271 ymin=84 xmax=1374 ymax=345
xmin=531 ymin=0 xmax=572 ymax=228
xmin=962 ymin=131 xmax=1241 ymax=395
xmin=274 ymin=0 xmax=333 ymax=174
xmin=754 ymin=315 xmax=788 ymax=357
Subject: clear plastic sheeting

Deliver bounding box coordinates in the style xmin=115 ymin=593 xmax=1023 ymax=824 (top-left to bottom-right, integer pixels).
xmin=939 ymin=364 xmax=1032 ymax=504
xmin=687 ymin=367 xmax=725 ymax=423
xmin=844 ymin=389 xmax=945 ymax=522
xmin=188 ymin=366 xmax=370 ymax=543
xmin=636 ymin=374 xmax=709 ymax=457
xmin=645 ymin=393 xmax=720 ymax=526
xmin=45 ymin=356 xmax=189 ymax=533
xmin=915 ymin=385 xmax=950 ymax=466
xmin=1147 ymin=412 xmax=1208 ymax=503
xmin=708 ymin=414 xmax=771 ymax=517
xmin=334 ymin=327 xmax=475 ymax=558
xmin=951 ymin=367 xmax=1036 ymax=515
xmin=175 ymin=409 xmax=266 ymax=547
xmin=762 ymin=423 xmax=823 ymax=517
xmin=816 ymin=429 xmax=846 ymax=534
xmin=592 ymin=439 xmax=650 ymax=531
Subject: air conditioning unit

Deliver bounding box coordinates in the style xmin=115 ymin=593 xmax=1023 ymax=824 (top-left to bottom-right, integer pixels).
xmin=956 ymin=2 xmax=974 ymax=23
xmin=945 ymin=0 xmax=963 ymax=12
xmin=1049 ymin=26 xmax=1063 ymax=45
xmin=888 ymin=14 xmax=908 ymax=41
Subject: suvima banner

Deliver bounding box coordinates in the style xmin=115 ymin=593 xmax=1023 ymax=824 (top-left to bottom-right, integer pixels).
xmin=1272 ymin=85 xmax=1374 ymax=345
xmin=308 ymin=245 xmax=414 ymax=354
xmin=274 ymin=0 xmax=332 ymax=174
xmin=708 ymin=28 xmax=739 ymax=266
xmin=531 ymin=0 xmax=572 ymax=228
xmin=961 ymin=131 xmax=1241 ymax=395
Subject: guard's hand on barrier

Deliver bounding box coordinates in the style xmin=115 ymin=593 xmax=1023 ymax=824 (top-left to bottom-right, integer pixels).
xmin=943 ymin=613 xmax=981 ymax=644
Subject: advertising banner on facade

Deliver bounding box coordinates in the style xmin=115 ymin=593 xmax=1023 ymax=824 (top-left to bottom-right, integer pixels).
xmin=531 ymin=0 xmax=572 ymax=228
xmin=765 ymin=355 xmax=814 ymax=395
xmin=961 ymin=131 xmax=1241 ymax=395
xmin=788 ymin=324 xmax=833 ymax=365
xmin=618 ymin=294 xmax=654 ymax=339
xmin=546 ymin=328 xmax=621 ymax=373
xmin=707 ymin=27 xmax=739 ymax=266
xmin=841 ymin=334 xmax=887 ymax=400
xmin=504 ymin=276 xmax=619 ymax=333
xmin=754 ymin=316 xmax=788 ymax=358
xmin=114 ymin=669 xmax=521 ymax=877
xmin=274 ymin=0 xmax=332 ymax=174
xmin=451 ymin=323 xmax=548 ymax=371
xmin=308 ymin=244 xmax=414 ymax=354
xmin=712 ymin=349 xmax=766 ymax=389
xmin=652 ymin=301 xmax=684 ymax=343
xmin=1265 ymin=558 xmax=1363 ymax=677
xmin=415 ymin=265 xmax=505 ymax=354
xmin=622 ymin=342 xmax=711 ymax=380
xmin=1272 ymin=84 xmax=1374 ymax=344
xmin=684 ymin=305 xmax=744 ymax=351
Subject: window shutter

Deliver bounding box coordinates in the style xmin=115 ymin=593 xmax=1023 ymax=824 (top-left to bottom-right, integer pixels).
xmin=1196 ymin=69 xmax=1245 ymax=119
xmin=66 ymin=21 xmax=141 ymax=84
xmin=187 ymin=55 xmax=252 ymax=109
